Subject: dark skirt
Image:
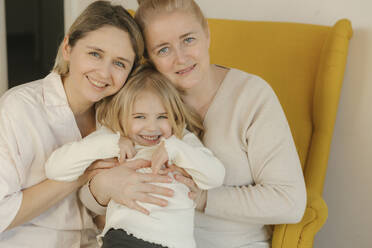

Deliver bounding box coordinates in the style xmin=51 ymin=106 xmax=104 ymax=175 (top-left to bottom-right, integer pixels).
xmin=101 ymin=228 xmax=168 ymax=248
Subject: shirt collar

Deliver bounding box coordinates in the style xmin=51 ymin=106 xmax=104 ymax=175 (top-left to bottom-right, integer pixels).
xmin=42 ymin=72 xmax=69 ymax=106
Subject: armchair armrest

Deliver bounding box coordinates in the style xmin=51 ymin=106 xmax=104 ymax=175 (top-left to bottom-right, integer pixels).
xmin=272 ymin=190 xmax=328 ymax=248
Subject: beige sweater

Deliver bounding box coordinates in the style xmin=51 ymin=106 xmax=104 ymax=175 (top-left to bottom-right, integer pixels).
xmin=194 ymin=68 xmax=307 ymax=248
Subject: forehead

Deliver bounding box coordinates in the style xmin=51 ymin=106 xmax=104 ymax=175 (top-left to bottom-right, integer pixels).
xmin=145 ymin=10 xmax=204 ymax=42
xmin=133 ymin=90 xmax=166 ymax=112
xmin=76 ymin=26 xmax=135 ymax=57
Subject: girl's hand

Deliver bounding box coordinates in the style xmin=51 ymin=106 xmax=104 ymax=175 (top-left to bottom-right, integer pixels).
xmin=151 ymin=142 xmax=169 ymax=175
xmin=174 ymin=174 xmax=207 ymax=212
xmin=118 ymin=136 xmax=136 ymax=162
xmin=90 ymin=159 xmax=174 ymax=215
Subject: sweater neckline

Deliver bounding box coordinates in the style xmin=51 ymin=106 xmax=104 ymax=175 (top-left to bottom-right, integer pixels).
xmin=203 ymin=68 xmax=236 ymax=126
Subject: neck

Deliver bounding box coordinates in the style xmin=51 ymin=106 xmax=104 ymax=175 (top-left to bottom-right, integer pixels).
xmin=182 ymin=64 xmax=225 ymax=118
xmin=63 ymin=75 xmax=96 ymax=137
xmin=63 ymin=75 xmax=94 ymax=116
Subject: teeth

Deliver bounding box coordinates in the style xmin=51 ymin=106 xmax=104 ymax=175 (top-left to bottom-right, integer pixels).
xmin=141 ymin=135 xmax=159 ymax=141
xmin=176 ymin=65 xmax=194 ymax=74
xmin=91 ymin=80 xmax=106 ymax=88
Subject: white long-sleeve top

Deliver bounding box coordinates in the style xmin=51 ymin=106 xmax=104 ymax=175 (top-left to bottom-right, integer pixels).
xmin=0 ymin=73 xmax=98 ymax=248
xmin=45 ymin=126 xmax=225 ymax=248
xmin=194 ymin=68 xmax=307 ymax=248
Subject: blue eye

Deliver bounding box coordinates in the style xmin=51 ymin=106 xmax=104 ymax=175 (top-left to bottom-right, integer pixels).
xmin=158 ymin=115 xmax=168 ymax=119
xmin=158 ymin=47 xmax=170 ymax=56
xmin=184 ymin=37 xmax=195 ymax=44
xmin=114 ymin=61 xmax=125 ymax=68
xmin=89 ymin=51 xmax=100 ymax=58
xmin=134 ymin=115 xmax=145 ymax=119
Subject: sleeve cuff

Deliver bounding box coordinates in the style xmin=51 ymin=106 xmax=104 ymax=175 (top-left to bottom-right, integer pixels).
xmin=78 ymin=182 xmax=106 ymax=216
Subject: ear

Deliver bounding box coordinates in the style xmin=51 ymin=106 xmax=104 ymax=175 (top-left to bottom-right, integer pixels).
xmin=62 ymin=35 xmax=72 ymax=61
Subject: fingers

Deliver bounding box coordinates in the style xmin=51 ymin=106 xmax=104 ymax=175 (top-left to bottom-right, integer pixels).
xmin=135 ymin=191 xmax=169 ymax=207
xmin=124 ymin=159 xmax=151 ymax=170
xmin=119 ymin=146 xmax=136 ymax=163
xmin=137 ymin=182 xmax=174 ymax=197
xmin=188 ymin=191 xmax=197 ymax=200
xmin=168 ymin=164 xmax=191 ymax=178
xmin=151 ymin=158 xmax=163 ymax=175
xmin=139 ymin=173 xmax=173 ymax=184
xmin=129 ymin=201 xmax=150 ymax=216
xmin=175 ymin=174 xmax=196 ymax=190
xmin=86 ymin=159 xmax=118 ymax=171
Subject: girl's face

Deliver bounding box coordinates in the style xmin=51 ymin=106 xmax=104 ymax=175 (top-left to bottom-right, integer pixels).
xmin=144 ymin=11 xmax=210 ymax=91
xmin=63 ymin=25 xmax=135 ymax=104
xmin=127 ymin=90 xmax=173 ymax=146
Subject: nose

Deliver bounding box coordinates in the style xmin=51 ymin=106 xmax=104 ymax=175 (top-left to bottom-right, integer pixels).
xmin=97 ymin=60 xmax=111 ymax=79
xmin=174 ymin=46 xmax=187 ymax=64
xmin=144 ymin=118 xmax=158 ymax=132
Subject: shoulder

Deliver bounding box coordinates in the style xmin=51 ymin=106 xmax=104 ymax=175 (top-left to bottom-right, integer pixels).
xmin=226 ymin=68 xmax=275 ymax=96
xmin=0 ymin=78 xmax=45 ymax=113
xmin=219 ymin=68 xmax=279 ymax=110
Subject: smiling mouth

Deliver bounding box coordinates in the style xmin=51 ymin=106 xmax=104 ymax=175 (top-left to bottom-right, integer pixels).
xmin=140 ymin=135 xmax=161 ymax=141
xmin=86 ymin=76 xmax=109 ymax=89
xmin=176 ymin=64 xmax=196 ymax=75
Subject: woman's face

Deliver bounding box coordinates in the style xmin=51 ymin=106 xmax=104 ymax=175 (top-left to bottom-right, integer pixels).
xmin=63 ymin=25 xmax=136 ymax=104
xmin=127 ymin=90 xmax=172 ymax=146
xmin=144 ymin=11 xmax=210 ymax=90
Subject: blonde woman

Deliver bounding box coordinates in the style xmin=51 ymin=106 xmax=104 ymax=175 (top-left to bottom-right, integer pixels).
xmin=0 ymin=1 xmax=172 ymax=247
xmin=44 ymin=66 xmax=225 ymax=248
xmin=98 ymin=0 xmax=306 ymax=247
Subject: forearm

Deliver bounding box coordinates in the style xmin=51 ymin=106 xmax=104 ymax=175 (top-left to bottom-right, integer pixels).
xmin=204 ymin=182 xmax=306 ymax=224
xmin=165 ymin=134 xmax=225 ymax=189
xmin=45 ymin=127 xmax=120 ymax=181
xmin=5 ymin=178 xmax=82 ymax=231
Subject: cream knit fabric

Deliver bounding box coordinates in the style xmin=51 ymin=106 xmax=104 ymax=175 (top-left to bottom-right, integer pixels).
xmin=45 ymin=126 xmax=225 ymax=248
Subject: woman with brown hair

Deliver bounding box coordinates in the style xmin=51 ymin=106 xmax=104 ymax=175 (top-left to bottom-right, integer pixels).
xmin=0 ymin=1 xmax=172 ymax=247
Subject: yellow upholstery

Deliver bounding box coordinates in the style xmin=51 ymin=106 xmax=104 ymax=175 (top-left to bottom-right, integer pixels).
xmin=208 ymin=18 xmax=352 ymax=247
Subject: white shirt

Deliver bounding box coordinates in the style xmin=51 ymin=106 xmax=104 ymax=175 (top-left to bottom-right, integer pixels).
xmin=0 ymin=73 xmax=98 ymax=247
xmin=45 ymin=126 xmax=226 ymax=248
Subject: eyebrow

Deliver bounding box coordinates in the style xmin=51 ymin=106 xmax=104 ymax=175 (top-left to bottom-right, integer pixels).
xmin=151 ymin=32 xmax=196 ymax=53
xmin=87 ymin=46 xmax=132 ymax=64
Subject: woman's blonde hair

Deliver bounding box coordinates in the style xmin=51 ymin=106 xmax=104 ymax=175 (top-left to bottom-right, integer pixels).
xmin=97 ymin=64 xmax=204 ymax=139
xmin=53 ymin=0 xmax=144 ymax=77
xmin=135 ymin=0 xmax=207 ymax=53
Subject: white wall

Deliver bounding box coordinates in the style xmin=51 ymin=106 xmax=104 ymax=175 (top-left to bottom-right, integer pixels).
xmin=0 ymin=0 xmax=8 ymax=95
xmin=64 ymin=0 xmax=372 ymax=247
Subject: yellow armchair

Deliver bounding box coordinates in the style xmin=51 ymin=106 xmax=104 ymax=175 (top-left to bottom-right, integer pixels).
xmin=208 ymin=18 xmax=352 ymax=247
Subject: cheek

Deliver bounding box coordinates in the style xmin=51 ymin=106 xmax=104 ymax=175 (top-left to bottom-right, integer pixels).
xmin=162 ymin=122 xmax=173 ymax=138
xmin=152 ymin=57 xmax=173 ymax=74
xmin=114 ymin=71 xmax=130 ymax=88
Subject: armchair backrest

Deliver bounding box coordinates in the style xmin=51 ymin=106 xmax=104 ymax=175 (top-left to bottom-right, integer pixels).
xmin=208 ymin=18 xmax=352 ymax=247
xmin=208 ymin=18 xmax=352 ymax=195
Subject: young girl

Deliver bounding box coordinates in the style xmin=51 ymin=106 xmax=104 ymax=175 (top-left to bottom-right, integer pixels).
xmin=44 ymin=65 xmax=225 ymax=248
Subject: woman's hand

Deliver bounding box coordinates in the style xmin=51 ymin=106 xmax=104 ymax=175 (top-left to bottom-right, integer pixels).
xmin=151 ymin=142 xmax=169 ymax=174
xmin=174 ymin=173 xmax=207 ymax=212
xmin=77 ymin=158 xmax=119 ymax=186
xmin=89 ymin=159 xmax=174 ymax=215
xmin=118 ymin=136 xmax=136 ymax=162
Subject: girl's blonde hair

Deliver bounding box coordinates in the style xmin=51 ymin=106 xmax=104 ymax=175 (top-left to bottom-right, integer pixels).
xmin=135 ymin=0 xmax=208 ymax=56
xmin=97 ymin=64 xmax=204 ymax=139
xmin=53 ymin=0 xmax=144 ymax=77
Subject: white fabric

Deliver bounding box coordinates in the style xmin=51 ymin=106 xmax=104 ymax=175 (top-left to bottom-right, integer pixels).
xmin=45 ymin=126 xmax=225 ymax=248
xmin=0 ymin=73 xmax=98 ymax=247
xmin=194 ymin=68 xmax=307 ymax=248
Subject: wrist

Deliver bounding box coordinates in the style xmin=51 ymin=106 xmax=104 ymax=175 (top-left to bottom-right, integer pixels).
xmin=196 ymin=190 xmax=207 ymax=212
xmin=89 ymin=174 xmax=109 ymax=206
